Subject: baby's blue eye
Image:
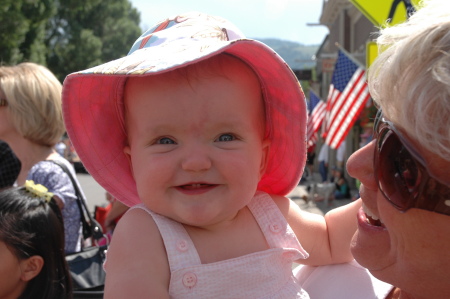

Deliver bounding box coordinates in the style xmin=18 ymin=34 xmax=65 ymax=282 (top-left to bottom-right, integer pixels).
xmin=157 ymin=137 xmax=176 ymax=144
xmin=216 ymin=134 xmax=235 ymax=142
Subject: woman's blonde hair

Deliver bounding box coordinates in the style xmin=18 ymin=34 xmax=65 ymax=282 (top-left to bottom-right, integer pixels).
xmin=368 ymin=0 xmax=450 ymax=161
xmin=0 ymin=62 xmax=64 ymax=146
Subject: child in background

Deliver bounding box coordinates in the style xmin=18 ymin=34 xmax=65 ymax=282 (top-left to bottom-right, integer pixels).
xmin=333 ymin=168 xmax=351 ymax=200
xmin=95 ymin=192 xmax=128 ymax=234
xmin=0 ymin=181 xmax=71 ymax=299
xmin=62 ymin=12 xmax=361 ymax=298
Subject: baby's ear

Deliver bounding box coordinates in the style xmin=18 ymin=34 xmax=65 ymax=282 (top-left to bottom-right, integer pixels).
xmin=123 ymin=145 xmax=135 ymax=179
xmin=123 ymin=145 xmax=131 ymax=163
xmin=259 ymin=139 xmax=271 ymax=177
xmin=20 ymin=255 xmax=44 ymax=282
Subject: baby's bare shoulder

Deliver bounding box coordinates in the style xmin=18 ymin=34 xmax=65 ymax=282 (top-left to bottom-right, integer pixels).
xmin=105 ymin=207 xmax=170 ymax=298
xmin=269 ymin=194 xmax=302 ymax=217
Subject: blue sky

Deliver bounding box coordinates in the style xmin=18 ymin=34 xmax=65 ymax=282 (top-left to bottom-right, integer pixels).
xmin=129 ymin=0 xmax=329 ymax=45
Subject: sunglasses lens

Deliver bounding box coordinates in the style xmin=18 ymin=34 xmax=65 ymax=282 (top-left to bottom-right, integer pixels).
xmin=377 ymin=129 xmax=422 ymax=209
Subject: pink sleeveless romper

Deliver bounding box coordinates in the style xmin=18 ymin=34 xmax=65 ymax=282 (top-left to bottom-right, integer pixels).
xmin=132 ymin=191 xmax=310 ymax=298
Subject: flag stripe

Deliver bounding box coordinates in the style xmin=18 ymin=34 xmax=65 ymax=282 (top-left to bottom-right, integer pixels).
xmin=327 ymin=68 xmax=365 ymax=129
xmin=307 ymin=101 xmax=326 ymax=141
xmin=311 ymin=103 xmax=326 ymax=131
xmin=322 ymin=50 xmax=370 ymax=149
xmin=306 ymin=90 xmax=326 ymax=145
xmin=327 ymin=89 xmax=370 ymax=148
xmin=327 ymin=70 xmax=366 ymax=138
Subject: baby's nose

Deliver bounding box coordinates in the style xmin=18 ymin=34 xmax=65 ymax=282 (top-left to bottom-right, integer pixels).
xmin=181 ymin=146 xmax=212 ymax=172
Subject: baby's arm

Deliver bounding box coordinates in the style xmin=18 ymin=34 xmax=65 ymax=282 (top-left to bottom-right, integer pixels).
xmin=104 ymin=208 xmax=170 ymax=298
xmin=274 ymin=195 xmax=361 ymax=266
xmin=321 ymin=198 xmax=361 ymax=264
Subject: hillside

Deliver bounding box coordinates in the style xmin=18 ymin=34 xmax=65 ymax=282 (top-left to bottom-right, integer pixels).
xmin=253 ymin=38 xmax=319 ymax=70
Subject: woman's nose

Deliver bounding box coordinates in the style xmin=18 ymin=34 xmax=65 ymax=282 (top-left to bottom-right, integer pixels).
xmin=346 ymin=140 xmax=378 ymax=190
xmin=181 ymin=145 xmax=212 ymax=172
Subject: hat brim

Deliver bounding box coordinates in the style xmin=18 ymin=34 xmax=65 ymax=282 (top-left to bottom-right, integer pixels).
xmin=63 ymin=39 xmax=307 ymax=207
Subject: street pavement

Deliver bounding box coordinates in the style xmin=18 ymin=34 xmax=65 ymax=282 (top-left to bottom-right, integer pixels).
xmin=76 ymin=172 xmax=353 ymax=216
xmin=288 ymin=172 xmax=354 ymax=215
xmin=76 ymin=173 xmax=108 ymax=213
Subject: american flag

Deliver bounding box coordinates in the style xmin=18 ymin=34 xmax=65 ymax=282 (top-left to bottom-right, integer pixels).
xmin=306 ymin=90 xmax=326 ymax=146
xmin=322 ymin=50 xmax=370 ymax=149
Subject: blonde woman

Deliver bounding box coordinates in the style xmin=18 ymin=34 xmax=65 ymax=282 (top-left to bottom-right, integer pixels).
xmin=0 ymin=62 xmax=86 ymax=253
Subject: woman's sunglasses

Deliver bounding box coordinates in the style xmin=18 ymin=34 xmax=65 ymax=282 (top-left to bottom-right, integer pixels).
xmin=373 ymin=112 xmax=450 ymax=216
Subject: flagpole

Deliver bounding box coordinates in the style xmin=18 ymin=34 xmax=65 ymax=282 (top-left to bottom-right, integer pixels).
xmin=335 ymin=42 xmax=366 ymax=69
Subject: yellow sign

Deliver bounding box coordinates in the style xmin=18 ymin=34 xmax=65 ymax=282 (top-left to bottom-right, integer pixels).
xmin=366 ymin=42 xmax=378 ymax=68
xmin=350 ymin=0 xmax=420 ymax=27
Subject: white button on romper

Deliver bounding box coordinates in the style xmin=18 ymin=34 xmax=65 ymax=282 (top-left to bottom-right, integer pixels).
xmin=132 ymin=191 xmax=310 ymax=298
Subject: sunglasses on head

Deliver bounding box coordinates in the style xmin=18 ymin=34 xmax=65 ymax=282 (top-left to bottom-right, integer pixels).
xmin=373 ymin=111 xmax=450 ymax=216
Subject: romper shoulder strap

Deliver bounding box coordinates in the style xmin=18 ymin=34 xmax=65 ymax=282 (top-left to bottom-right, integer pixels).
xmin=130 ymin=204 xmax=202 ymax=271
xmin=247 ymin=192 xmax=308 ymax=258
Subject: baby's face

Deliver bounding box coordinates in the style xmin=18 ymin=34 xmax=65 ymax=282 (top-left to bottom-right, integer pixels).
xmin=124 ymin=57 xmax=269 ymax=228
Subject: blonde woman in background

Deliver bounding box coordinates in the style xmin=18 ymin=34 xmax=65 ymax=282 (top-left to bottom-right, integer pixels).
xmin=0 ymin=62 xmax=87 ymax=253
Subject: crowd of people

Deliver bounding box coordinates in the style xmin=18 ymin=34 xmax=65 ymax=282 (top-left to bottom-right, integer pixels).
xmin=0 ymin=0 xmax=449 ymax=297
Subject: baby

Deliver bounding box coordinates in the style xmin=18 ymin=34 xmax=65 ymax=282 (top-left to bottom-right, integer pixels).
xmin=62 ymin=12 xmax=361 ymax=298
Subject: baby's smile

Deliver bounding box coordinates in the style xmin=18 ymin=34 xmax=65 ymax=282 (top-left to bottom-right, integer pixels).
xmin=175 ymin=183 xmax=219 ymax=194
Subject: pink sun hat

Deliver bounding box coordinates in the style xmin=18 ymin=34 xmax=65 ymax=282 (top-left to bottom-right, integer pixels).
xmin=62 ymin=12 xmax=307 ymax=207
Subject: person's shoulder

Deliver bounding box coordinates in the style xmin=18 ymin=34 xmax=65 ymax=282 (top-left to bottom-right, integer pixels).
xmin=50 ymin=155 xmax=77 ymax=173
xmin=29 ymin=160 xmax=66 ymax=180
xmin=28 ymin=159 xmax=74 ymax=194
xmin=264 ymin=193 xmax=292 ymax=212
xmin=118 ymin=206 xmax=158 ymax=229
xmin=105 ymin=206 xmax=170 ymax=297
xmin=265 ymin=193 xmax=307 ymax=221
xmin=111 ymin=206 xmax=165 ymax=253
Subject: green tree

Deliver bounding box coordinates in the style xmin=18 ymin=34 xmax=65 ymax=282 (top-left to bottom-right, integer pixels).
xmin=0 ymin=0 xmax=141 ymax=80
xmin=0 ymin=0 xmax=56 ymax=65
xmin=46 ymin=0 xmax=142 ymax=80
